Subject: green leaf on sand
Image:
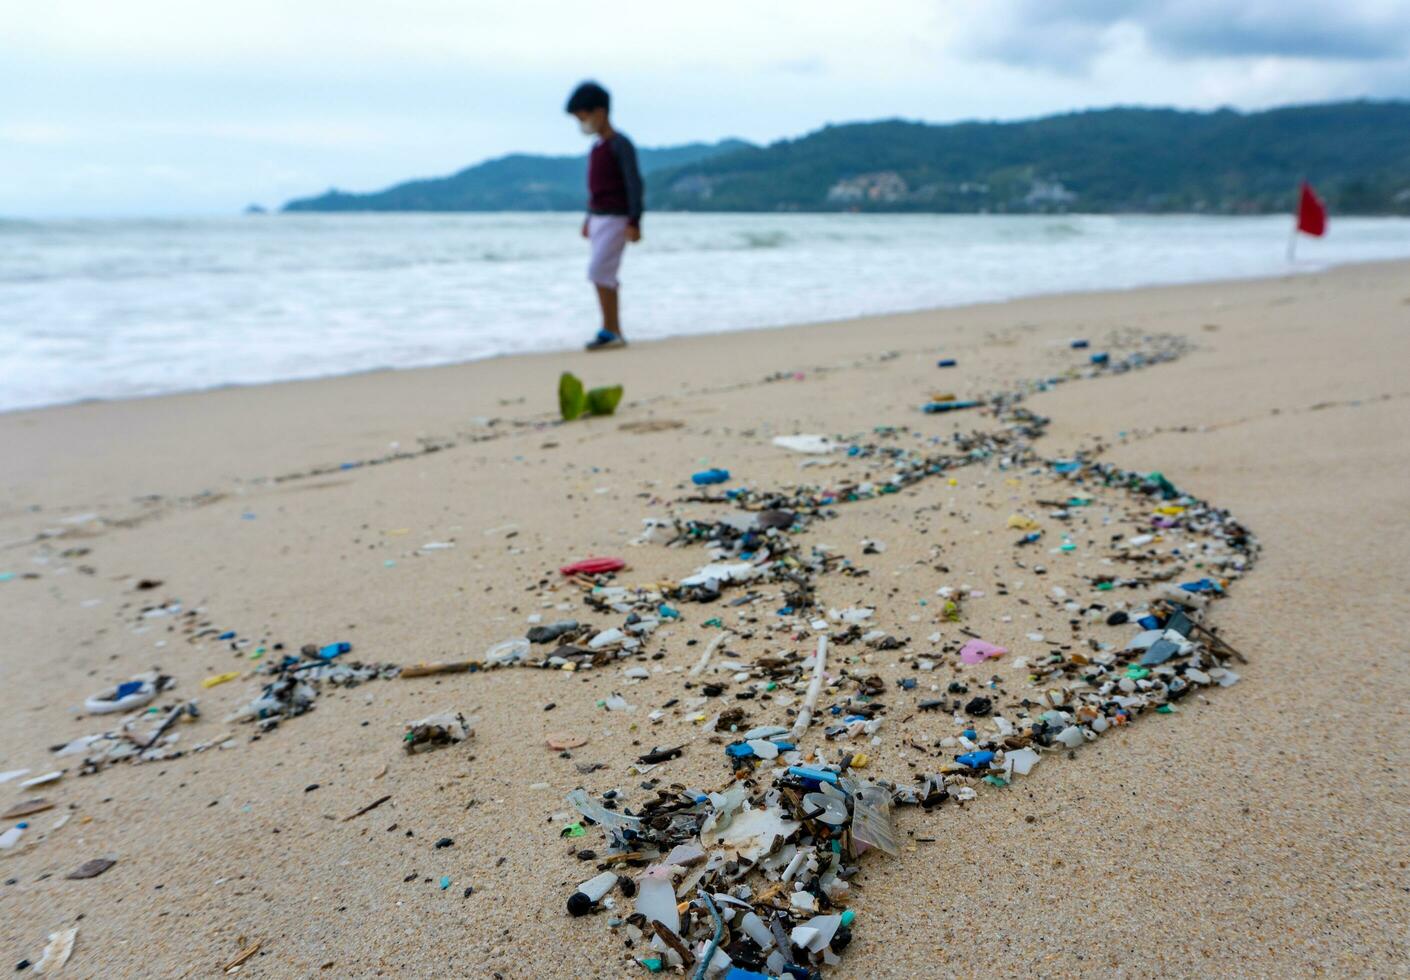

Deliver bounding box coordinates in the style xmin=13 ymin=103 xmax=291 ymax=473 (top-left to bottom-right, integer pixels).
xmin=585 ymin=385 xmax=624 ymax=417
xmin=559 ymin=372 xmax=586 ymax=421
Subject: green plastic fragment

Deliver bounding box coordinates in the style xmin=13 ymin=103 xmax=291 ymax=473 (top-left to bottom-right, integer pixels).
xmin=1096 ymin=581 xmax=1113 ymax=591
xmin=840 ymin=908 xmax=855 ymax=927
xmin=1156 ymin=704 xmax=1174 ymax=714
xmin=641 ymin=957 xmax=663 ymax=973
xmin=983 ymin=775 xmax=1009 ymax=787
xmin=439 ymin=876 xmax=451 ymax=890
xmin=703 ymin=617 xmax=724 ymax=628
xmin=561 ymin=822 xmax=586 ymax=838
xmin=1125 ymin=666 xmax=1151 ymax=679
xmin=658 ymin=604 xmax=680 ymax=620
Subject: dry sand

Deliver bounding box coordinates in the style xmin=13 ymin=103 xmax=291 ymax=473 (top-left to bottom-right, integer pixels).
xmin=1 ymin=260 xmax=1407 ymax=978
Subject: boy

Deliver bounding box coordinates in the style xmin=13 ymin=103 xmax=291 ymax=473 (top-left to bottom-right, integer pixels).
xmin=565 ymin=80 xmax=642 ymax=351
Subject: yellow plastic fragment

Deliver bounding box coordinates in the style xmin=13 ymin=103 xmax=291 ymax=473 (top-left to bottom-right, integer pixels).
xmin=849 ymin=753 xmax=869 ymax=769
xmin=202 ymin=672 xmax=241 ymax=689
xmin=1154 ymin=506 xmax=1185 ymax=516
xmin=1006 ymin=514 xmax=1040 ymax=530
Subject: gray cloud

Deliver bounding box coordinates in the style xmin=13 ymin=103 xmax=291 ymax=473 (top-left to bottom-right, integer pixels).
xmin=965 ymin=0 xmax=1410 ymax=71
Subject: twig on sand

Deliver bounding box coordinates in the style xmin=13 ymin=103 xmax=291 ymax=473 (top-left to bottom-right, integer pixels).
xmin=342 ymin=794 xmax=392 ymax=822
xmin=222 ymin=941 xmax=261 ymax=973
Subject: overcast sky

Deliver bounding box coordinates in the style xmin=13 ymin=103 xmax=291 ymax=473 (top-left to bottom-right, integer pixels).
xmin=4 ymin=0 xmax=1409 ymax=216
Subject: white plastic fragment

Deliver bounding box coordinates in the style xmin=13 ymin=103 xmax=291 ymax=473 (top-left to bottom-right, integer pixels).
xmin=588 ymin=628 xmax=626 ymax=650
xmin=797 ymin=913 xmax=842 ymax=952
xmin=1005 ymin=747 xmax=1040 ymax=776
xmin=680 ymin=562 xmax=759 ymax=588
xmin=772 ymin=434 xmax=838 ymax=454
xmin=484 ymin=637 xmax=530 ymax=665
xmin=83 ymin=677 xmax=157 ymax=715
xmin=740 ymin=912 xmax=774 ymax=949
xmin=33 ymin=927 xmax=77 ymax=975
xmin=19 ymin=771 xmax=62 ymax=789
xmin=635 ymin=869 xmax=680 ymax=932
xmin=703 ymin=806 xmax=799 ymax=864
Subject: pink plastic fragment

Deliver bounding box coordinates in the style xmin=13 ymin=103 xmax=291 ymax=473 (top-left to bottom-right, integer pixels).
xmin=959 ymin=639 xmax=1007 ymax=664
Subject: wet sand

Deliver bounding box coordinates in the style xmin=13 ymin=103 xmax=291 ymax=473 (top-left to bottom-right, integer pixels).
xmin=1 ymin=260 xmax=1407 ymax=977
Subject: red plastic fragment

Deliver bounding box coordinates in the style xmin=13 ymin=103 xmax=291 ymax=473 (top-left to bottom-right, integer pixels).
xmin=559 ymin=557 xmax=627 ymax=577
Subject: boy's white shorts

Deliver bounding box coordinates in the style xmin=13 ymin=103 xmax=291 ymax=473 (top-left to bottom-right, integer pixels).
xmin=586 ymin=214 xmax=629 ymax=289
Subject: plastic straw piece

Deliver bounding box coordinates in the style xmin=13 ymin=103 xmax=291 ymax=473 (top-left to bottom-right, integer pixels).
xmin=790 ymin=635 xmax=829 ymax=742
xmin=688 ymin=631 xmax=732 ymax=678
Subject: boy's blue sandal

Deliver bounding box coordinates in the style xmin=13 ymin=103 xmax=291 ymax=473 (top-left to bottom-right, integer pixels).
xmin=585 ymin=329 xmax=626 ymax=351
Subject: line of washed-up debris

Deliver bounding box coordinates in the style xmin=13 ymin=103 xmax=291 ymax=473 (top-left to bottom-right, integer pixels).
xmin=389 ymin=332 xmax=1259 ymax=978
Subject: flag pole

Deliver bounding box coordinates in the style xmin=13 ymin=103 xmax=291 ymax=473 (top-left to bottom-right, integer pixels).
xmin=1287 ymin=223 xmax=1297 ymax=263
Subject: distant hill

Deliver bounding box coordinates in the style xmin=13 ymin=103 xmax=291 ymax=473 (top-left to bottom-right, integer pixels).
xmin=283 ymin=139 xmax=753 ymax=212
xmin=282 ymin=101 xmax=1410 ymax=215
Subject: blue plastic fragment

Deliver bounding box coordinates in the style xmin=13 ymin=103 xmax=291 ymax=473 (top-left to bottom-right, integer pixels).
xmin=318 ymin=642 xmax=352 ymax=660
xmin=956 ymin=750 xmax=995 ymax=768
xmin=724 ymin=969 xmax=772 ymax=980
xmin=937 ymin=358 xmax=958 ymax=367
xmin=725 ymin=743 xmax=755 ymax=759
xmin=1090 ymin=352 xmax=1110 ymax=365
xmin=1018 ymin=531 xmax=1043 ymax=545
xmin=1070 ymin=339 xmax=1090 ymax=349
xmin=922 ymin=400 xmax=981 ymax=414
xmin=1136 ymin=615 xmax=1161 ymax=630
xmin=692 ymin=468 xmax=730 ymax=486
xmin=787 ymin=766 xmax=838 ymax=785
xmin=217 ymin=631 xmax=236 ymax=640
xmin=1140 ymin=639 xmax=1181 ymax=666
xmin=1165 ymin=609 xmax=1194 ymax=637
xmin=962 ymin=729 xmax=976 ymax=739
xmin=1052 ymin=460 xmax=1081 ymax=473
xmin=114 ymin=680 xmax=145 ymax=699
xmin=1179 ymin=578 xmax=1223 ymax=593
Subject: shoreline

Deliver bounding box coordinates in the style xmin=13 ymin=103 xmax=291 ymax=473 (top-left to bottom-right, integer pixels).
xmin=6 ymin=254 xmax=1407 ymax=419
xmin=1 ymin=260 xmax=1407 ymax=975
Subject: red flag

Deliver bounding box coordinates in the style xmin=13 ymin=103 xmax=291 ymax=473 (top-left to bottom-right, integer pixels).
xmin=1297 ymin=181 xmax=1326 ymax=237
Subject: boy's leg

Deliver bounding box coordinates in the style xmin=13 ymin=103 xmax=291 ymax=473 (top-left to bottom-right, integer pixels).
xmin=586 ymin=216 xmax=628 ymax=343
xmin=595 ymin=284 xmax=620 ymax=337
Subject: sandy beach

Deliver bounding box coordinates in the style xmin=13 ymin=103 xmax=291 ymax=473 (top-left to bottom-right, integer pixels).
xmin=2 ymin=259 xmax=1407 ymax=977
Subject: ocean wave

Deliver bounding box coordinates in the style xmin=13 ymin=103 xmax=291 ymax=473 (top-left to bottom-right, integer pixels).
xmin=3 ymin=213 xmax=1409 ymax=411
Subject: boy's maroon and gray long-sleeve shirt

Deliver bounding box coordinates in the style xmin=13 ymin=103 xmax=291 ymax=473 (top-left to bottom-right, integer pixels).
xmin=587 ymin=133 xmax=644 ymax=228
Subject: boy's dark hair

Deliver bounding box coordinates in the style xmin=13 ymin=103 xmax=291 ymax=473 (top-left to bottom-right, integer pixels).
xmin=565 ymin=81 xmax=610 ymax=114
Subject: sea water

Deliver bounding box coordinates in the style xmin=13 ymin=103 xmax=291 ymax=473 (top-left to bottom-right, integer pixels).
xmin=3 ymin=212 xmax=1408 ymax=412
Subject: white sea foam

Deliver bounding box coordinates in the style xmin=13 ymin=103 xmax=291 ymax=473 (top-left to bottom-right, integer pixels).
xmin=2 ymin=212 xmax=1408 ymax=411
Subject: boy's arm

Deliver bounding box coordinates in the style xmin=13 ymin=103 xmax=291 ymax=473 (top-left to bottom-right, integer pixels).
xmin=612 ymin=136 xmax=645 ymax=230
